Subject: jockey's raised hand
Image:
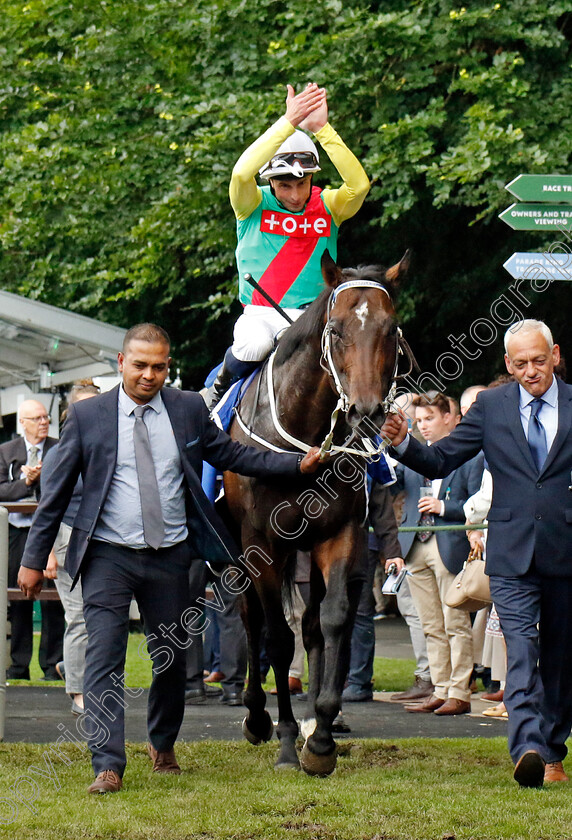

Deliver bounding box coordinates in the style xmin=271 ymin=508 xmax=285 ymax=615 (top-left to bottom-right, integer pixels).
xmin=285 ymin=83 xmax=326 ymax=127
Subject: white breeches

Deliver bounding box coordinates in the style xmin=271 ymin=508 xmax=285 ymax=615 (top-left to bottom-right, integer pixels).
xmin=232 ymin=304 xmax=305 ymax=362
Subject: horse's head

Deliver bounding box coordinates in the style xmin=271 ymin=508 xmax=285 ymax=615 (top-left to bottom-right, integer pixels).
xmin=321 ymin=250 xmax=410 ymax=429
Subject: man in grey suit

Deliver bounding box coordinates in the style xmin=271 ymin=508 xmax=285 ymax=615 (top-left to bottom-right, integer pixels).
xmin=18 ymin=323 xmax=321 ymax=794
xmin=0 ymin=400 xmax=63 ymax=679
xmin=382 ymin=319 xmax=572 ymax=787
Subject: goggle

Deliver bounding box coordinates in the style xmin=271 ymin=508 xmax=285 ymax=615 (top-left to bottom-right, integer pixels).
xmin=268 ymin=151 xmax=318 ymax=170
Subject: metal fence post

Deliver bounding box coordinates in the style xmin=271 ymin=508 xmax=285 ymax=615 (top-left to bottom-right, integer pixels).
xmin=0 ymin=506 xmax=8 ymax=742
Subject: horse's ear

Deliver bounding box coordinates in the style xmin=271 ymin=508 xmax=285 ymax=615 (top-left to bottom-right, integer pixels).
xmin=384 ymin=249 xmax=411 ymax=288
xmin=321 ymin=250 xmax=343 ymax=289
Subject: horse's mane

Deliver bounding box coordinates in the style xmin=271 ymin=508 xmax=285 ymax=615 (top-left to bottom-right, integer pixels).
xmin=273 ymin=265 xmax=390 ymax=367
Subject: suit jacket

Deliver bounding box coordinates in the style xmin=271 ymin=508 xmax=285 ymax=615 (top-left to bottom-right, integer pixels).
xmin=21 ymin=385 xmax=299 ymax=582
xmin=394 ymin=378 xmax=572 ymax=577
xmin=0 ymin=435 xmax=58 ymax=503
xmin=393 ymin=452 xmax=484 ymax=575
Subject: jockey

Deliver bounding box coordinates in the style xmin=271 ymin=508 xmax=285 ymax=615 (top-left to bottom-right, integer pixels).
xmin=208 ymin=83 xmax=370 ymax=407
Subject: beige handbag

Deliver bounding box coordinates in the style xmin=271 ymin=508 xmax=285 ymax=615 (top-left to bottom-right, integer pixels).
xmin=445 ymin=548 xmax=492 ymax=612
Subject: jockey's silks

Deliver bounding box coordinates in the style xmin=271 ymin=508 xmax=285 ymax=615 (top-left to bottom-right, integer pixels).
xmin=236 ymin=186 xmax=339 ymax=309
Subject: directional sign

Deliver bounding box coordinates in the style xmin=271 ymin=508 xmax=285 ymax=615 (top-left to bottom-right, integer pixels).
xmin=498 ymin=203 xmax=572 ymax=230
xmin=503 ymin=252 xmax=572 ymax=281
xmin=506 ymin=174 xmax=572 ymax=202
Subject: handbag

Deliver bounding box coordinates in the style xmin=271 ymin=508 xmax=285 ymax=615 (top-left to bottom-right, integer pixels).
xmin=445 ymin=548 xmax=492 ymax=611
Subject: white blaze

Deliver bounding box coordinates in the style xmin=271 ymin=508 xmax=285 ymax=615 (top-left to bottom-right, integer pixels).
xmin=355 ymin=301 xmax=369 ymax=330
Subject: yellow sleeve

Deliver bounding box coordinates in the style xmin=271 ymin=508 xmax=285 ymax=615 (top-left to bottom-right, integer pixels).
xmin=314 ymin=123 xmax=370 ymax=227
xmin=229 ymin=117 xmax=296 ymax=221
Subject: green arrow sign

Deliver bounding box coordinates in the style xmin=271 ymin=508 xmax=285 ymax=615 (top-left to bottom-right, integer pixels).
xmin=506 ymin=174 xmax=572 ymax=202
xmin=498 ymin=203 xmax=572 ymax=230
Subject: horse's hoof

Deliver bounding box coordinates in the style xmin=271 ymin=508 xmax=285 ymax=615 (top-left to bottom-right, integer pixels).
xmin=274 ymin=759 xmax=301 ymax=771
xmin=242 ymin=713 xmax=274 ymax=746
xmin=300 ymin=743 xmax=337 ymax=777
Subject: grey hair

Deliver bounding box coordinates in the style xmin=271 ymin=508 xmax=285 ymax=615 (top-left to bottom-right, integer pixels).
xmin=504 ymin=319 xmax=554 ymax=354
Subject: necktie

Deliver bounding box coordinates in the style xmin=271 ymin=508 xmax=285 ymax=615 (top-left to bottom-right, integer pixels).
xmin=416 ymin=476 xmax=435 ymax=543
xmin=28 ymin=446 xmax=39 ymax=467
xmin=133 ymin=405 xmax=165 ymax=550
xmin=528 ymin=398 xmax=548 ymax=472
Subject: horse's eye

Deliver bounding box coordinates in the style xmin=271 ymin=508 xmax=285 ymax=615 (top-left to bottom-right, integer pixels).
xmin=389 ymin=322 xmax=398 ymax=337
xmin=329 ymin=324 xmax=341 ymax=339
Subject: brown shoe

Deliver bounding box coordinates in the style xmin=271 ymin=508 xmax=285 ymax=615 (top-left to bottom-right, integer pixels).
xmin=544 ymin=761 xmax=569 ymax=783
xmin=270 ymin=677 xmax=303 ymax=696
xmin=514 ymin=750 xmax=545 ymax=788
xmin=433 ymin=698 xmax=471 ymax=716
xmin=390 ymin=676 xmax=433 ymax=703
xmin=87 ymin=770 xmax=122 ymax=794
xmin=481 ymin=689 xmax=504 ymax=702
xmin=406 ymin=694 xmax=445 ymax=713
xmin=204 ymin=670 xmax=225 ymax=684
xmin=147 ymin=743 xmax=181 ymax=774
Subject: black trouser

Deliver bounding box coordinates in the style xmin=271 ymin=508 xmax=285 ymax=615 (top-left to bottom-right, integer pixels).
xmin=81 ymin=540 xmax=191 ymax=777
xmin=8 ymin=525 xmax=64 ymax=677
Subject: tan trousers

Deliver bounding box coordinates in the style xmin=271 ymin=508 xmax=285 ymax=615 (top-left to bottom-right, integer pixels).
xmin=406 ymin=536 xmax=473 ymax=702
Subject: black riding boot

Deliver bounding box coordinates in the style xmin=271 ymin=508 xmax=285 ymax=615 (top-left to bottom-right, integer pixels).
xmin=208 ymin=349 xmax=258 ymax=410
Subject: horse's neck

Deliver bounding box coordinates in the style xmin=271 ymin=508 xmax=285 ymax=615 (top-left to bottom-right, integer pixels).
xmin=272 ymin=343 xmax=342 ymax=447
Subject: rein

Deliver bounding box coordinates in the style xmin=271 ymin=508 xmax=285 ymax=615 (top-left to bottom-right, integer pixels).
xmin=233 ymin=279 xmax=416 ymax=461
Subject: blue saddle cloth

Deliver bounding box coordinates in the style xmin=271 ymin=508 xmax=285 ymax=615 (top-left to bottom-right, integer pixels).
xmin=201 ymin=369 xmax=258 ymax=504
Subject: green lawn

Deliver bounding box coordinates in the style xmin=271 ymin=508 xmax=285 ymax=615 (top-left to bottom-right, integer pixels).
xmin=4 ymin=636 xmax=570 ymax=840
xmin=1 ymin=738 xmax=571 ymax=840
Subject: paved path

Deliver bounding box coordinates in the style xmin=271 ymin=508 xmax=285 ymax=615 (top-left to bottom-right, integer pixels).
xmin=2 ymin=618 xmax=507 ymax=744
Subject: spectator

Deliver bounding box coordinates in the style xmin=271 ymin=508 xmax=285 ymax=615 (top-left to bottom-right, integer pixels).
xmin=0 ymin=400 xmax=63 ymax=680
xmin=41 ymin=380 xmax=101 ymax=715
xmin=392 ymin=393 xmax=483 ymax=716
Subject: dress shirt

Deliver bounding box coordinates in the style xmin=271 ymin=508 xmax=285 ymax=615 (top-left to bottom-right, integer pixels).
xmin=518 ymin=375 xmax=558 ymax=453
xmin=10 ymin=437 xmax=47 ymax=529
xmin=94 ymin=387 xmax=188 ymax=548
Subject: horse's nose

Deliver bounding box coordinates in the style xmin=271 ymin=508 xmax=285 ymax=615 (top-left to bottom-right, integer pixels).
xmin=347 ymin=401 xmax=385 ymax=429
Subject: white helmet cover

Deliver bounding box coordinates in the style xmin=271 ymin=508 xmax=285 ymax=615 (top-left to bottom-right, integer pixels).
xmin=259 ymin=130 xmax=321 ymax=180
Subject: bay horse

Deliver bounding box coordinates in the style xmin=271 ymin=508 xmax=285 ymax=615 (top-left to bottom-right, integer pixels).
xmin=222 ymin=250 xmax=411 ymax=775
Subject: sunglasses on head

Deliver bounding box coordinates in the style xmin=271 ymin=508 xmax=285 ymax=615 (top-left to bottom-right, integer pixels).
xmin=269 ymin=151 xmax=318 ymax=168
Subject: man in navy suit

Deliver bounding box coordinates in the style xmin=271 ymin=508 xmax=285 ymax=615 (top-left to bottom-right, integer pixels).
xmin=391 ymin=393 xmax=483 ymax=716
xmin=18 ymin=323 xmax=321 ymax=794
xmin=382 ymin=319 xmax=572 ymax=787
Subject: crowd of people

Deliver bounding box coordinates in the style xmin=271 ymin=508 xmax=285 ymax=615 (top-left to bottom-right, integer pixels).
xmin=2 ymin=82 xmax=570 ymax=797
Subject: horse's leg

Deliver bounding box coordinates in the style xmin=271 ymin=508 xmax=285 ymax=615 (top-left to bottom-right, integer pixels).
xmin=256 ymin=563 xmax=300 ymax=770
xmin=241 ymin=581 xmax=274 ymax=746
xmin=300 ymin=528 xmax=360 ymax=776
xmin=300 ymin=563 xmax=325 ymax=741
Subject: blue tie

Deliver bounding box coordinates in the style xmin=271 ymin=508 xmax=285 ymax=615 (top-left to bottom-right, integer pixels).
xmin=528 ymin=398 xmax=547 ymax=472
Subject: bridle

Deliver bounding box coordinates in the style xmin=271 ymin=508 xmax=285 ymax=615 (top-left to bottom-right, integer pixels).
xmin=234 ymin=280 xmax=416 ymax=461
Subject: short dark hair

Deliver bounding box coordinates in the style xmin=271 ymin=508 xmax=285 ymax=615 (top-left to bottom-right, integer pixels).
xmin=123 ymin=323 xmax=170 ymax=353
xmin=411 ymin=392 xmax=450 ymax=415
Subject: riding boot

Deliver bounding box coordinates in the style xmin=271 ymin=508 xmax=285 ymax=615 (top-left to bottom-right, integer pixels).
xmin=208 ymin=349 xmax=258 ymax=410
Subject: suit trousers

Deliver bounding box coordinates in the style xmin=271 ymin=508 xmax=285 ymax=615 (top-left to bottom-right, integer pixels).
xmin=8 ymin=525 xmax=65 ymax=677
xmin=186 ymin=559 xmax=247 ymax=695
xmin=490 ymin=571 xmax=572 ymax=765
xmin=81 ymin=540 xmax=191 ymax=777
xmin=406 ymin=535 xmax=473 ymax=702
xmin=53 ymin=523 xmax=87 ymax=695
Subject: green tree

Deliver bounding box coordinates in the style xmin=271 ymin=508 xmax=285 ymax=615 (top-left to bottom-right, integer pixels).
xmin=1 ymin=0 xmax=571 ymax=387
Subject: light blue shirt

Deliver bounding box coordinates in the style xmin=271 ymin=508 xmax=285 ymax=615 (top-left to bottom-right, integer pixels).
xmin=518 ymin=375 xmax=558 ymax=453
xmin=94 ymin=387 xmax=188 ymax=548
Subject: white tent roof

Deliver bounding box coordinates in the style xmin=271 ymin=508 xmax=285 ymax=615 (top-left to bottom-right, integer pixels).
xmin=0 ymin=290 xmax=126 ymax=416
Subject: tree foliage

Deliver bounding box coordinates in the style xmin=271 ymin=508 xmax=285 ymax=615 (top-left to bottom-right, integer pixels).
xmin=1 ymin=0 xmax=571 ymax=387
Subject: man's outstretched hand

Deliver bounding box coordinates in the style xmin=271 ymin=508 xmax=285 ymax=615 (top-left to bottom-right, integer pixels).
xmin=299 ymin=446 xmax=325 ymax=474
xmin=380 ymin=411 xmax=409 ymax=447
xmin=17 ymin=566 xmax=44 ymax=600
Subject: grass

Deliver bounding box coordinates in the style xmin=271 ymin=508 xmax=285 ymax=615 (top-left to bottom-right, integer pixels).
xmin=6 ymin=636 xmax=570 ymax=839
xmin=1 ymin=738 xmax=572 ymax=839
xmin=13 ymin=633 xmax=416 ymax=694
